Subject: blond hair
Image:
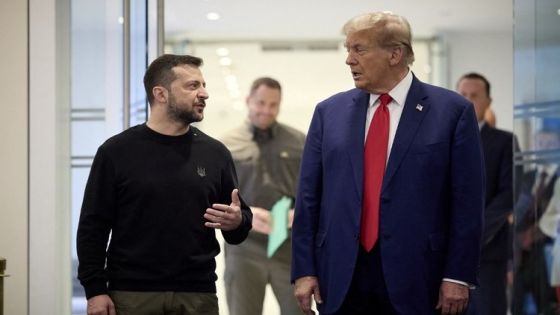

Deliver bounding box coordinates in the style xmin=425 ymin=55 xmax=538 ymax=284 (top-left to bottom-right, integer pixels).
xmin=342 ymin=11 xmax=415 ymax=66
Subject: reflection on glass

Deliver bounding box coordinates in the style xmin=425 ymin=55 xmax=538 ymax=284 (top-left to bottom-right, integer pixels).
xmin=70 ymin=0 xmax=155 ymax=314
xmin=514 ymin=119 xmax=560 ymax=314
xmin=513 ymin=0 xmax=560 ymax=314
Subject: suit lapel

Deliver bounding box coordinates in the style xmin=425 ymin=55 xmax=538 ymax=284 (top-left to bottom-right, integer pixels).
xmin=382 ymin=77 xmax=430 ymax=192
xmin=348 ymin=90 xmax=369 ymax=201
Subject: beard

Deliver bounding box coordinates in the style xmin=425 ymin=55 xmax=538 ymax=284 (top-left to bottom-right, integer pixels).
xmin=167 ymin=94 xmax=204 ymax=125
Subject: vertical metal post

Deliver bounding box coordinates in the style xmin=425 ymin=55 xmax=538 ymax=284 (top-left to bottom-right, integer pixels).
xmin=0 ymin=257 xmax=7 ymax=315
xmin=123 ymin=0 xmax=131 ymax=129
xmin=157 ymin=0 xmax=164 ymax=56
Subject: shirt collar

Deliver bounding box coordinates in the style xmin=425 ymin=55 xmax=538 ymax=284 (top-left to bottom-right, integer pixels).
xmin=245 ymin=119 xmax=279 ymax=140
xmin=478 ymin=120 xmax=486 ymax=130
xmin=368 ymin=69 xmax=413 ymax=107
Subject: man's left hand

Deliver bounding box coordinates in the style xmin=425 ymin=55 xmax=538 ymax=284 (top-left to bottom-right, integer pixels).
xmin=288 ymin=209 xmax=295 ymax=228
xmin=435 ymin=281 xmax=469 ymax=314
xmin=204 ymin=189 xmax=243 ymax=231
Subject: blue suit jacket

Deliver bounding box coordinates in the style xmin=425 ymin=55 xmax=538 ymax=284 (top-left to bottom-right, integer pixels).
xmin=291 ymin=76 xmax=485 ymax=314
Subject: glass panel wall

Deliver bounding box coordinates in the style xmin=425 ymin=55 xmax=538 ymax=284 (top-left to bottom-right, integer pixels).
xmin=71 ymin=3 xmax=124 ymax=312
xmin=130 ymin=0 xmax=150 ymax=126
xmin=513 ymin=0 xmax=560 ymax=314
xmin=70 ymin=0 xmax=155 ymax=313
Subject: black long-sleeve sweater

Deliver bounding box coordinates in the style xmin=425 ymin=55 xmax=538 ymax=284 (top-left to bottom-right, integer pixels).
xmin=77 ymin=124 xmax=252 ymax=299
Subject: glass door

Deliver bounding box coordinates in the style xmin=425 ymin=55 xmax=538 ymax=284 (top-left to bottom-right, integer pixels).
xmin=512 ymin=0 xmax=560 ymax=314
xmin=70 ymin=0 xmax=158 ymax=313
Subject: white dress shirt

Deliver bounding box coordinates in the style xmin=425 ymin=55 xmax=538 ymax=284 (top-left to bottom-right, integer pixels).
xmin=364 ymin=70 xmax=412 ymax=162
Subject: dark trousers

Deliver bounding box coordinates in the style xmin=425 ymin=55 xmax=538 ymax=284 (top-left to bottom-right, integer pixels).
xmin=331 ymin=245 xmax=398 ymax=315
xmin=513 ymin=241 xmax=558 ymax=315
xmin=465 ymin=260 xmax=507 ymax=315
xmin=108 ymin=291 xmax=218 ymax=315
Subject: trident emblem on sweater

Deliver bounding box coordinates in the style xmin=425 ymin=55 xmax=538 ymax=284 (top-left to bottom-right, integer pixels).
xmin=197 ymin=166 xmax=206 ymax=177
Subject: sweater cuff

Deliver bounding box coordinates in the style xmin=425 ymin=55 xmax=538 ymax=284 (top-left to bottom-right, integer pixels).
xmin=83 ymin=279 xmax=108 ymax=299
xmin=222 ymin=209 xmax=252 ymax=244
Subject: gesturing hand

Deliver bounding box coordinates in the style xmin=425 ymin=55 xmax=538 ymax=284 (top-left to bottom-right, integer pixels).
xmin=204 ymin=189 xmax=243 ymax=231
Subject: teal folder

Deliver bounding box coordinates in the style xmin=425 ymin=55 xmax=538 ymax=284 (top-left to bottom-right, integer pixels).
xmin=267 ymin=196 xmax=291 ymax=258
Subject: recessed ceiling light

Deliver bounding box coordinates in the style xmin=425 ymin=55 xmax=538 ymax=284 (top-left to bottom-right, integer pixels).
xmin=118 ymin=16 xmax=124 ymax=24
xmin=557 ymin=9 xmax=560 ymax=15
xmin=207 ymin=12 xmax=220 ymax=21
xmin=224 ymin=74 xmax=237 ymax=84
xmin=219 ymin=57 xmax=232 ymax=66
xmin=216 ymin=48 xmax=230 ymax=56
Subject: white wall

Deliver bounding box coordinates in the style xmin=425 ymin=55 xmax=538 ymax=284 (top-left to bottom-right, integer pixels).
xmin=0 ymin=1 xmax=29 ymax=314
xmin=442 ymin=30 xmax=514 ymax=131
xmin=0 ymin=1 xmax=71 ymax=314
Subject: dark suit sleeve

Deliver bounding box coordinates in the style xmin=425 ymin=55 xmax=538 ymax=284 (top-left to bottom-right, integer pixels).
xmin=445 ymin=104 xmax=485 ymax=285
xmin=291 ymin=106 xmax=323 ymax=282
xmin=482 ymin=134 xmax=516 ymax=245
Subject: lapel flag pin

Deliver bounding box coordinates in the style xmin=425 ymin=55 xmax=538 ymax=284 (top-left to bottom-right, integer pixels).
xmin=416 ymin=104 xmax=423 ymax=112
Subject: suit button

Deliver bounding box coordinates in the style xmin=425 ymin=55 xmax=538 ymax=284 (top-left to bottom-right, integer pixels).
xmin=382 ymin=233 xmax=392 ymax=240
xmin=353 ymin=234 xmax=359 ymax=240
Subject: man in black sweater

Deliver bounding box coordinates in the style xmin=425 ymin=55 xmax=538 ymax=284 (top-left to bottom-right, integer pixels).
xmin=77 ymin=54 xmax=252 ymax=315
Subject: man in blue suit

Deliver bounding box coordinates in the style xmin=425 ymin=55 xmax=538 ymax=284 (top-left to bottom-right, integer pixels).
xmin=291 ymin=12 xmax=485 ymax=315
xmin=457 ymin=73 xmax=515 ymax=315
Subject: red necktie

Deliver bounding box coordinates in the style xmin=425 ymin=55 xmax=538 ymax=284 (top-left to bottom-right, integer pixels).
xmin=361 ymin=93 xmax=392 ymax=252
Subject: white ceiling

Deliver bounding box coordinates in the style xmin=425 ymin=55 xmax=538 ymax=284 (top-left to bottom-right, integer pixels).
xmin=164 ymin=0 xmax=513 ymax=41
